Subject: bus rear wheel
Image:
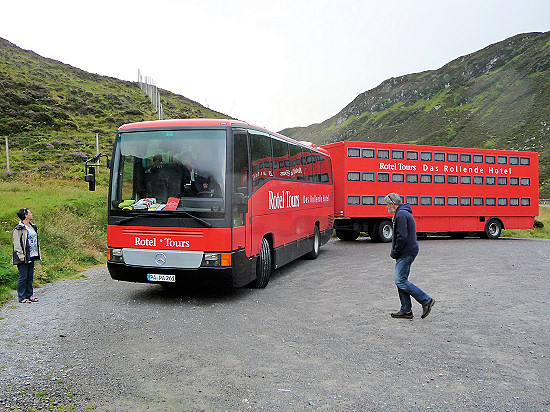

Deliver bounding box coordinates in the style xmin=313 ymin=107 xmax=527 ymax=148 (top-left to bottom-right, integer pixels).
xmin=250 ymin=237 xmax=271 ymax=288
xmin=305 ymin=225 xmax=320 ymax=260
xmin=335 ymin=228 xmax=359 ymax=241
xmin=480 ymin=218 xmax=502 ymax=239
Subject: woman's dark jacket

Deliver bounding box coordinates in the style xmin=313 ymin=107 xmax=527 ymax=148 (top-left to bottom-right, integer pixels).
xmin=390 ymin=203 xmax=419 ymax=260
xmin=12 ymin=222 xmax=41 ymax=265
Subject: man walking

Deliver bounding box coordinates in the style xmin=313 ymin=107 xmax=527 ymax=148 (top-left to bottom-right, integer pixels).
xmin=385 ymin=193 xmax=435 ymax=319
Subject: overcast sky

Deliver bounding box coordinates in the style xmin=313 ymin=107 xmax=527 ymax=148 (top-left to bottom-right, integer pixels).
xmin=1 ymin=0 xmax=548 ymax=132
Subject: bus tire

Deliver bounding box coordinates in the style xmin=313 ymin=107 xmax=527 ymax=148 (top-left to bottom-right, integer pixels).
xmin=335 ymin=228 xmax=359 ymax=241
xmin=305 ymin=225 xmax=320 ymax=260
xmin=374 ymin=220 xmax=393 ymax=243
xmin=250 ymin=237 xmax=271 ymax=288
xmin=481 ymin=218 xmax=502 ymax=239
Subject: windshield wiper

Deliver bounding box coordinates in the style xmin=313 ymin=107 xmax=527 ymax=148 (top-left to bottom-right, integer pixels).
xmin=114 ymin=216 xmax=136 ymax=225
xmin=113 ymin=212 xmax=212 ymax=228
xmin=180 ymin=211 xmax=212 ymax=228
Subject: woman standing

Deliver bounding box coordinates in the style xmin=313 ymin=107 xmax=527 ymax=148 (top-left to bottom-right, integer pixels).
xmin=12 ymin=208 xmax=41 ymax=303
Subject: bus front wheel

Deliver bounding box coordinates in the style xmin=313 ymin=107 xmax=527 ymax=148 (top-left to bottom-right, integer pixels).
xmin=250 ymin=237 xmax=271 ymax=288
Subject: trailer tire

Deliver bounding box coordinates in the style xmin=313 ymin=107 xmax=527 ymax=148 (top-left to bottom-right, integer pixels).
xmin=250 ymin=237 xmax=271 ymax=288
xmin=480 ymin=218 xmax=502 ymax=239
xmin=335 ymin=228 xmax=359 ymax=241
xmin=374 ymin=220 xmax=393 ymax=243
xmin=304 ymin=225 xmax=320 ymax=260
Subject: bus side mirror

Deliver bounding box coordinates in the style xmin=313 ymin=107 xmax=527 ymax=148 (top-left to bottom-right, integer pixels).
xmin=84 ymin=166 xmax=96 ymax=191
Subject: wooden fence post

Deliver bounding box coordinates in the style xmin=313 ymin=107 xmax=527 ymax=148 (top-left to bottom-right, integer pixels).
xmin=5 ymin=137 xmax=10 ymax=173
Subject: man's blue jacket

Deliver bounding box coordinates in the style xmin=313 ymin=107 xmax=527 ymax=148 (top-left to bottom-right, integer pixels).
xmin=390 ymin=203 xmax=419 ymax=260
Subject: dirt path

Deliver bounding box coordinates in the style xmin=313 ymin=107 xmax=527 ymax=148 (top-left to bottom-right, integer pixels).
xmin=1 ymin=238 xmax=549 ymax=411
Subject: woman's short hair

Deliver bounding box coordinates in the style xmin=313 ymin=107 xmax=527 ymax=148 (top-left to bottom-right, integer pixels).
xmin=384 ymin=193 xmax=402 ymax=205
xmin=16 ymin=208 xmax=28 ymax=221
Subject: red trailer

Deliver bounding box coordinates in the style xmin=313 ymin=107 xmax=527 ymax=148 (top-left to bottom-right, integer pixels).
xmin=322 ymin=141 xmax=539 ymax=242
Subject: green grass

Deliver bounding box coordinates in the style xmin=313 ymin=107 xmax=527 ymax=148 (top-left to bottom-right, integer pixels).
xmin=0 ymin=175 xmax=107 ymax=305
xmin=502 ymin=206 xmax=550 ymax=238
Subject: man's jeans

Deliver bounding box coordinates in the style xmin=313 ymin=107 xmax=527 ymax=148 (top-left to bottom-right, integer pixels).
xmin=394 ymin=254 xmax=431 ymax=313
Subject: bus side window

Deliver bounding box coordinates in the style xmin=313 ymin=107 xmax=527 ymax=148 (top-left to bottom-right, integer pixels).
xmin=250 ymin=132 xmax=273 ymax=192
xmin=319 ymin=155 xmax=332 ymax=183
xmin=302 ymin=149 xmax=314 ymax=181
xmin=290 ymin=144 xmax=304 ymax=180
xmin=272 ymin=139 xmax=290 ymax=179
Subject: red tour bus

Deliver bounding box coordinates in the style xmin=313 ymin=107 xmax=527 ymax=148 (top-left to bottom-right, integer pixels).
xmin=322 ymin=141 xmax=539 ymax=241
xmin=104 ymin=119 xmax=333 ymax=288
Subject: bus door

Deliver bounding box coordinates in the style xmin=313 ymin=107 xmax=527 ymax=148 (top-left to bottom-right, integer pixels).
xmin=232 ymin=131 xmax=250 ymax=255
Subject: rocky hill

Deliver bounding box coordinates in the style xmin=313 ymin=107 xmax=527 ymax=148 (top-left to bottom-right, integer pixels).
xmin=281 ymin=32 xmax=550 ymax=198
xmin=0 ymin=37 xmax=226 ymax=176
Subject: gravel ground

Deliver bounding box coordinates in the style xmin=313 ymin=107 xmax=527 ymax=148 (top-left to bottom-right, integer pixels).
xmin=1 ymin=237 xmax=549 ymax=411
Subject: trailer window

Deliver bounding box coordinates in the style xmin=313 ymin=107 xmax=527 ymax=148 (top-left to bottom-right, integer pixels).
xmin=348 ymin=171 xmax=360 ymax=181
xmin=363 ymin=172 xmax=375 ymax=182
xmin=473 ymin=197 xmax=484 ymax=206
xmin=362 ymin=195 xmax=375 ymax=205
xmin=406 ymin=174 xmax=418 ymax=183
xmin=392 ymin=150 xmax=404 ymax=160
xmin=362 ymin=148 xmax=375 ymax=158
xmin=434 ymin=152 xmax=445 ymax=161
xmin=348 ymin=148 xmax=360 ymax=157
xmin=421 ymin=152 xmax=432 ymax=161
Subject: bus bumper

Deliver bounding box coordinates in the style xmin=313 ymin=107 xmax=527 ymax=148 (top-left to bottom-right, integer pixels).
xmin=107 ymin=262 xmax=236 ymax=287
xmin=107 ymin=249 xmax=254 ymax=288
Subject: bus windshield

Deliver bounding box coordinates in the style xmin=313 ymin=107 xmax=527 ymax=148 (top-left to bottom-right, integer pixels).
xmin=111 ymin=129 xmax=226 ymax=216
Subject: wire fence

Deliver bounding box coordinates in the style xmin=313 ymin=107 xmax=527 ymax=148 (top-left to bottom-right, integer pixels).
xmin=0 ymin=134 xmax=101 ymax=174
xmin=138 ymin=69 xmax=164 ymax=120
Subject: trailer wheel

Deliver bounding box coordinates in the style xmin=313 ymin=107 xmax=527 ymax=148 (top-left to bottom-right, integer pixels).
xmin=374 ymin=220 xmax=393 ymax=243
xmin=304 ymin=225 xmax=320 ymax=260
xmin=250 ymin=237 xmax=271 ymax=288
xmin=480 ymin=218 xmax=502 ymax=239
xmin=335 ymin=228 xmax=359 ymax=241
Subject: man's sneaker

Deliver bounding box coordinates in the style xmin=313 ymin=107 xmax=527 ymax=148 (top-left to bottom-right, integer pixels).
xmin=421 ymin=298 xmax=435 ymax=319
xmin=390 ymin=311 xmax=413 ymax=319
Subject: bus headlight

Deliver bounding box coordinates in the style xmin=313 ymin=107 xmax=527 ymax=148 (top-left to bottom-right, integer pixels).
xmin=108 ymin=248 xmax=124 ymax=263
xmin=201 ymin=253 xmax=231 ymax=267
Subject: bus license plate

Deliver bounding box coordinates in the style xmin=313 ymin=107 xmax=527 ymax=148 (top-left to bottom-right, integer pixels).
xmin=147 ymin=274 xmax=176 ymax=283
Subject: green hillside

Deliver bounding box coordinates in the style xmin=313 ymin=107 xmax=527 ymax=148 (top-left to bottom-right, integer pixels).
xmin=281 ymin=32 xmax=550 ymax=198
xmin=0 ymin=37 xmax=227 ymax=177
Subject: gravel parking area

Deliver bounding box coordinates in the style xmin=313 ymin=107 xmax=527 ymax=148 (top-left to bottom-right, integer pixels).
xmin=1 ymin=237 xmax=549 ymax=411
